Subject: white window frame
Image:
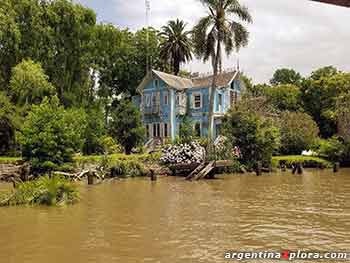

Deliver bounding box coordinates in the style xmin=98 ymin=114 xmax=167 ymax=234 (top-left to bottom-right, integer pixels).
xmin=144 ymin=94 xmax=151 ymax=107
xmin=164 ymin=91 xmax=169 ymax=105
xmin=218 ymin=93 xmax=223 ymax=112
xmin=192 ymin=92 xmax=202 ymax=109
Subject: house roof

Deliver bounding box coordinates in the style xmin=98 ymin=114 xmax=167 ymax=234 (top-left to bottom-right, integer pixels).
xmin=136 ymin=69 xmax=239 ymax=93
xmin=152 ymin=70 xmax=193 ymax=91
xmin=192 ymin=71 xmax=238 ymax=88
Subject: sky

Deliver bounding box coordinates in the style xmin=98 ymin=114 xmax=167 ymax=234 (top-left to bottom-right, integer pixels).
xmin=75 ymin=0 xmax=350 ymax=83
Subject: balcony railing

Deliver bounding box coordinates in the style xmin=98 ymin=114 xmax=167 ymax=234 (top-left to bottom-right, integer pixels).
xmin=144 ymin=105 xmax=160 ymax=115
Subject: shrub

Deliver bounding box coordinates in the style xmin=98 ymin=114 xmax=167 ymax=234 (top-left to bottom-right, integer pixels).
xmin=18 ymin=96 xmax=87 ymax=172
xmin=279 ymin=111 xmax=319 ymax=155
xmin=109 ymin=99 xmax=145 ymax=154
xmin=0 ymin=176 xmax=79 ymax=206
xmin=223 ymin=108 xmax=280 ymax=168
xmin=99 ymin=135 xmax=123 ymax=154
xmin=316 ymin=136 xmax=349 ymax=163
xmin=106 ymin=159 xmax=146 ymax=178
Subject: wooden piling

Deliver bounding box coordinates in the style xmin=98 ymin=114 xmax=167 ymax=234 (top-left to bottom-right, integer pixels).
xmin=87 ymin=171 xmax=94 ymax=185
xmin=293 ymin=162 xmax=303 ymax=174
xmin=150 ymin=169 xmax=157 ymax=181
xmin=333 ymin=162 xmax=340 ymax=173
xmin=256 ymin=161 xmax=262 ymax=176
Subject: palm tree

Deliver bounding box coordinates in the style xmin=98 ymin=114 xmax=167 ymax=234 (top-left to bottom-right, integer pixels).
xmin=159 ymin=19 xmax=193 ymax=76
xmin=192 ymin=0 xmax=252 ymax=139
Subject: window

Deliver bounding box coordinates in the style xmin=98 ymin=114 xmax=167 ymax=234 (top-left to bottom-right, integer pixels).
xmin=144 ymin=94 xmax=151 ymax=107
xmin=194 ymin=122 xmax=201 ymax=137
xmin=146 ymin=124 xmax=150 ymax=138
xmin=154 ymin=79 xmax=160 ymax=89
xmin=153 ymin=123 xmax=157 ymax=137
xmin=193 ymin=93 xmax=202 ymax=109
xmin=164 ymin=91 xmax=169 ymax=105
xmin=218 ymin=94 xmax=223 ymax=111
xmin=164 ymin=123 xmax=168 ymax=137
xmin=157 ymin=123 xmax=160 ymax=137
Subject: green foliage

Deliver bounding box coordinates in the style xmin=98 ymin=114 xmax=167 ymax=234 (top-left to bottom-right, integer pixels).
xmin=177 ymin=116 xmax=195 ymax=144
xmin=18 ymin=96 xmax=87 ymax=172
xmin=109 ymin=99 xmax=145 ymax=154
xmin=316 ymin=136 xmax=346 ymax=162
xmin=159 ymin=19 xmax=192 ymax=75
xmin=301 ymin=69 xmax=350 ymax=138
xmin=9 ymin=59 xmax=55 ymax=105
xmin=265 ymin=84 xmax=302 ymax=112
xmin=99 ymin=136 xmax=123 ymax=155
xmin=272 ymin=155 xmax=331 ymax=169
xmin=82 ymin=107 xmax=106 ymax=155
xmin=0 ymin=91 xmax=19 ymax=155
xmin=270 ymin=68 xmax=302 ymax=86
xmin=279 ymin=111 xmax=319 ymax=155
xmin=0 ymin=175 xmax=79 ymax=206
xmin=106 ymin=159 xmax=146 ymax=178
xmin=223 ymin=105 xmax=280 ymax=168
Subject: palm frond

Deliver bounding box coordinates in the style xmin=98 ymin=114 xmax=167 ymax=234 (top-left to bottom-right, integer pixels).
xmin=230 ymin=21 xmax=249 ymax=50
xmin=227 ymin=1 xmax=253 ymax=23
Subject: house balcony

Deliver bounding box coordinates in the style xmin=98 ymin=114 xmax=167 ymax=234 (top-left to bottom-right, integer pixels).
xmin=144 ymin=105 xmax=160 ymax=116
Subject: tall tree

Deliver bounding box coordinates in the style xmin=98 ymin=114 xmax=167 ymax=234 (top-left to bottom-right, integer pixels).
xmin=192 ymin=0 xmax=252 ymax=139
xmin=270 ymin=68 xmax=302 ymax=86
xmin=159 ymin=19 xmax=192 ymax=75
xmin=9 ymin=59 xmax=55 ymax=106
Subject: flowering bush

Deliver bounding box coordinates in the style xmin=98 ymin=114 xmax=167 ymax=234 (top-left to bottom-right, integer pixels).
xmin=160 ymin=142 xmax=205 ymax=164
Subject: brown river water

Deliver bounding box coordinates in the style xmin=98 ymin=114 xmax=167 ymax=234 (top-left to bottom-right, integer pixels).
xmin=1 ymin=169 xmax=350 ymax=263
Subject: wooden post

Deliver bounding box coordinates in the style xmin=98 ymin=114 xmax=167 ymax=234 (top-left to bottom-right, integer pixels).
xmin=87 ymin=171 xmax=94 ymax=185
xmin=297 ymin=163 xmax=303 ymax=174
xmin=333 ymin=162 xmax=340 ymax=173
xmin=293 ymin=162 xmax=303 ymax=174
xmin=11 ymin=178 xmax=16 ymax=189
xmin=150 ymin=169 xmax=157 ymax=181
xmin=256 ymin=161 xmax=262 ymax=176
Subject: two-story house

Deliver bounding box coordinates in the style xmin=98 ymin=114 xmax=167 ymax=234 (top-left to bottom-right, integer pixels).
xmin=132 ymin=69 xmax=244 ymax=142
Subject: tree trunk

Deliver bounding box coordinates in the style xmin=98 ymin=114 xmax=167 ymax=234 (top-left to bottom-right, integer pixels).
xmin=174 ymin=55 xmax=180 ymax=76
xmin=208 ymin=39 xmax=221 ymax=140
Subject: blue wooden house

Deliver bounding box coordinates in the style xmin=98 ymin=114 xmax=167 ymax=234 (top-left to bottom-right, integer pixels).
xmin=132 ymin=69 xmax=244 ymax=142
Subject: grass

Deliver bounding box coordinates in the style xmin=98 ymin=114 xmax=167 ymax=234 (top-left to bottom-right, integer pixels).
xmin=272 ymin=155 xmax=332 ymax=168
xmin=74 ymin=152 xmax=161 ymax=165
xmin=0 ymin=175 xmax=79 ymax=206
xmin=0 ymin=156 xmax=22 ymax=163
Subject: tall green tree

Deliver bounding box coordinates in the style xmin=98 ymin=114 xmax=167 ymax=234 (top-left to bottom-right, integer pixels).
xmin=301 ymin=70 xmax=350 ymax=138
xmin=109 ymin=99 xmax=145 ymax=154
xmin=192 ymin=0 xmax=252 ymax=139
xmin=270 ymin=68 xmax=302 ymax=86
xmin=0 ymin=92 xmax=18 ymax=155
xmin=265 ymin=84 xmax=302 ymax=112
xmin=9 ymin=59 xmax=55 ymax=106
xmin=159 ymin=19 xmax=192 ymax=75
xmin=279 ymin=111 xmax=319 ymax=155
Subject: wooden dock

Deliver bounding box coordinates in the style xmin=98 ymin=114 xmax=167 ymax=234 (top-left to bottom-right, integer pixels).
xmin=170 ymin=160 xmax=237 ymax=181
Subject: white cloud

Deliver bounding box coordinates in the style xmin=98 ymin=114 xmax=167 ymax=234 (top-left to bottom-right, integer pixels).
xmin=76 ymin=0 xmax=350 ymax=83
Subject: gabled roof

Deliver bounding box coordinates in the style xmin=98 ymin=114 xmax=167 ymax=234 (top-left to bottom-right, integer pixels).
xmin=152 ymin=70 xmax=192 ymax=91
xmin=136 ymin=69 xmax=239 ymax=93
xmin=192 ymin=71 xmax=238 ymax=88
